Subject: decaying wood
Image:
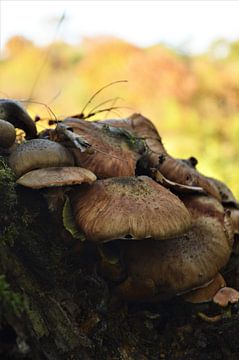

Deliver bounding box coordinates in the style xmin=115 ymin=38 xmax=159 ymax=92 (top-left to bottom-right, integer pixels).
xmin=1 ymin=157 xmax=239 ymax=360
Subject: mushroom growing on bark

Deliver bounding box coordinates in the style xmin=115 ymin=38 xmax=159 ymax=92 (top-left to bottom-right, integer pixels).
xmin=114 ymin=194 xmax=234 ymax=301
xmin=96 ymin=113 xmax=221 ymax=200
xmin=16 ymin=167 xmax=97 ymax=189
xmin=70 ymin=175 xmax=191 ymax=243
xmin=9 ymin=139 xmax=75 ymax=178
xmin=53 ymin=118 xmax=144 ymax=178
xmin=0 ymin=99 xmax=37 ymax=139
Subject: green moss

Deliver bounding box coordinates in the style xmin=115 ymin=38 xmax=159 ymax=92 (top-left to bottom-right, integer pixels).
xmin=0 ymin=274 xmax=24 ymax=317
xmin=0 ymin=157 xmax=17 ymax=211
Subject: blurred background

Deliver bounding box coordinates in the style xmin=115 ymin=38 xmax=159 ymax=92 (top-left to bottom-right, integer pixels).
xmin=0 ymin=0 xmax=239 ymax=197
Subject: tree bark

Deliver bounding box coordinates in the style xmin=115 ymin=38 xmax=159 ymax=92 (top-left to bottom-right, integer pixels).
xmin=1 ymin=157 xmax=239 ymax=360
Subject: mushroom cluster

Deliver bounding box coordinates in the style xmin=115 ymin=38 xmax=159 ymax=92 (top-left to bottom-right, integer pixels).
xmin=1 ymin=99 xmax=239 ymax=307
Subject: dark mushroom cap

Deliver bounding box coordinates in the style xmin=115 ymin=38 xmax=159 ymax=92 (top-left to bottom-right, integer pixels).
xmin=0 ymin=99 xmax=37 ymax=139
xmin=207 ymin=176 xmax=238 ymax=206
xmin=70 ymin=176 xmax=191 ymax=243
xmin=116 ymin=195 xmax=233 ymax=300
xmin=16 ymin=167 xmax=96 ymax=189
xmin=0 ymin=119 xmax=16 ymax=148
xmin=60 ymin=118 xmax=142 ymax=178
xmin=9 ymin=139 xmax=74 ymax=178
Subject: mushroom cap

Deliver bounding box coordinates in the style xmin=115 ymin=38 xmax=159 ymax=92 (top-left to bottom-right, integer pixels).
xmin=183 ymin=273 xmax=226 ymax=304
xmin=158 ymin=156 xmax=221 ymax=200
xmin=97 ymin=113 xmax=162 ymax=140
xmin=98 ymin=114 xmax=221 ymax=200
xmin=228 ymin=207 xmax=239 ymax=235
xmin=9 ymin=139 xmax=74 ymax=178
xmin=116 ymin=195 xmax=233 ymax=299
xmin=151 ymin=169 xmax=206 ymax=195
xmin=60 ymin=118 xmax=142 ymax=178
xmin=96 ymin=113 xmax=165 ymax=168
xmin=0 ymin=99 xmax=37 ymax=139
xmin=0 ymin=119 xmax=16 ymax=148
xmin=70 ymin=176 xmax=191 ymax=243
xmin=207 ymin=176 xmax=238 ymax=205
xmin=213 ymin=287 xmax=239 ymax=307
xmin=16 ymin=167 xmax=96 ymax=189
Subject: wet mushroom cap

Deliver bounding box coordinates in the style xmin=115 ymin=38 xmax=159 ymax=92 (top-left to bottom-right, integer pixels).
xmin=9 ymin=139 xmax=74 ymax=178
xmin=70 ymin=176 xmax=191 ymax=243
xmin=116 ymin=195 xmax=233 ymax=299
xmin=0 ymin=119 xmax=16 ymax=148
xmin=60 ymin=118 xmax=142 ymax=178
xmin=16 ymin=167 xmax=97 ymax=189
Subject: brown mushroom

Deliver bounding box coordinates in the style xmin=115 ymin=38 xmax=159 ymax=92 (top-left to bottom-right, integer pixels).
xmin=70 ymin=176 xmax=191 ymax=243
xmin=115 ymin=195 xmax=233 ymax=301
xmin=183 ymin=273 xmax=226 ymax=304
xmin=16 ymin=166 xmax=96 ymax=189
xmin=229 ymin=207 xmax=239 ymax=235
xmin=213 ymin=287 xmax=239 ymax=307
xmin=0 ymin=99 xmax=37 ymax=139
xmin=0 ymin=119 xmax=16 ymax=148
xmin=9 ymin=139 xmax=74 ymax=178
xmin=96 ymin=113 xmax=221 ymax=199
xmin=158 ymin=156 xmax=221 ymax=200
xmin=54 ymin=118 xmax=143 ymax=178
xmin=207 ymin=176 xmax=238 ymax=207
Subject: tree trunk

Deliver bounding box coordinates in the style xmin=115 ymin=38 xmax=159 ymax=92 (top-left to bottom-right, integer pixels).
xmin=1 ymin=157 xmax=239 ymax=360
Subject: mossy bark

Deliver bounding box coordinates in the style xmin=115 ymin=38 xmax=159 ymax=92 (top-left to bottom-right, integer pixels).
xmin=1 ymin=157 xmax=239 ymax=360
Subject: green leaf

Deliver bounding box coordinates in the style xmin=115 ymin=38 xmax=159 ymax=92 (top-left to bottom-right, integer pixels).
xmin=62 ymin=196 xmax=85 ymax=241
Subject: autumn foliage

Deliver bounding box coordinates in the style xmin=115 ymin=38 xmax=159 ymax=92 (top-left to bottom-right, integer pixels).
xmin=0 ymin=35 xmax=238 ymax=197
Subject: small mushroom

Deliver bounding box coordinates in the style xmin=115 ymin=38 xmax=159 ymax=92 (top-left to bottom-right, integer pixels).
xmin=16 ymin=167 xmax=96 ymax=189
xmin=0 ymin=119 xmax=16 ymax=148
xmin=183 ymin=273 xmax=226 ymax=303
xmin=54 ymin=118 xmax=143 ymax=178
xmin=115 ymin=195 xmax=233 ymax=301
xmin=70 ymin=176 xmax=191 ymax=243
xmin=213 ymin=287 xmax=239 ymax=307
xmin=9 ymin=139 xmax=74 ymax=178
xmin=0 ymin=99 xmax=37 ymax=139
